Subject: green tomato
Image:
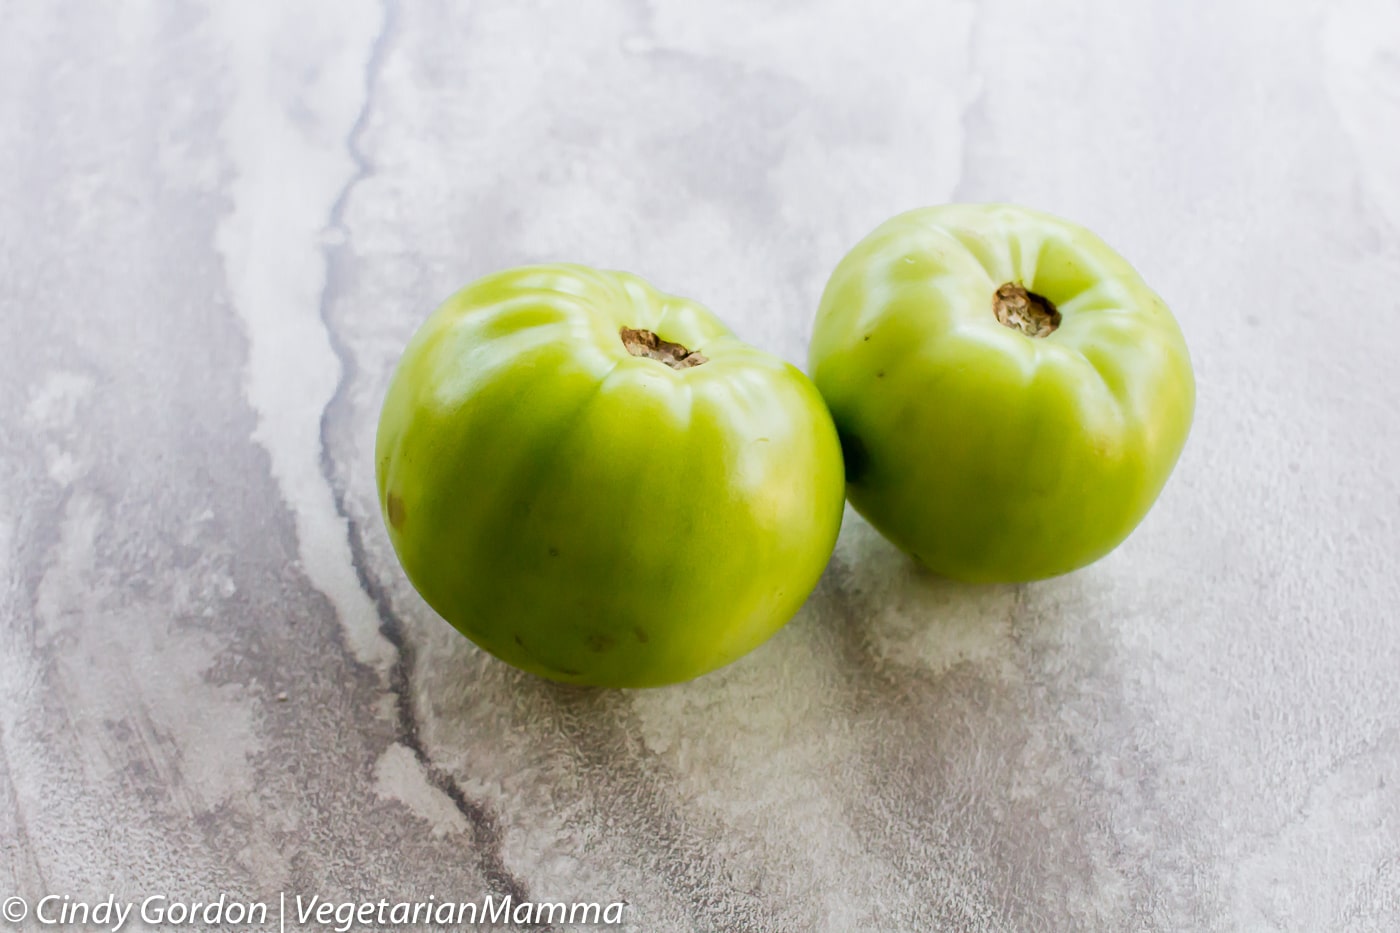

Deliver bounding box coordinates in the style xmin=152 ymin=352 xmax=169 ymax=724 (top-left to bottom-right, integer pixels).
xmin=809 ymin=204 xmax=1195 ymax=582
xmin=377 ymin=264 xmax=845 ymax=687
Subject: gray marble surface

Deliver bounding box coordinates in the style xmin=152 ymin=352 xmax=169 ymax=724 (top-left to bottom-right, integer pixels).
xmin=2 ymin=1 xmax=1399 ymax=931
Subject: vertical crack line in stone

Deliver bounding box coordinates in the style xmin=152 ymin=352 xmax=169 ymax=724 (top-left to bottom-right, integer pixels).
xmin=312 ymin=0 xmax=537 ymax=916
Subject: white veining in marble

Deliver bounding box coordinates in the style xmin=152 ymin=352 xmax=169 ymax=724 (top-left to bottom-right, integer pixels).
xmin=213 ymin=0 xmax=396 ymax=672
xmin=2 ymin=1 xmax=1398 ymax=931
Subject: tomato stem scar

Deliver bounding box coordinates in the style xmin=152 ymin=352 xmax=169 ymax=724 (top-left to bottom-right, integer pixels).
xmin=993 ymin=282 xmax=1061 ymax=337
xmin=620 ymin=327 xmax=709 ymax=368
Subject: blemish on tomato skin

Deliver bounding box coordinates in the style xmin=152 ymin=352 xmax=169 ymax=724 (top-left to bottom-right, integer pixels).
xmin=511 ymin=636 xmax=583 ymax=678
xmin=586 ymin=633 xmax=617 ymax=652
xmin=633 ymin=627 xmax=649 ymax=644
xmin=387 ymin=492 xmax=406 ymax=529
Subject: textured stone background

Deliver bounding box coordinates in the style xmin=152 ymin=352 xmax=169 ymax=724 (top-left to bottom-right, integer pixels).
xmin=2 ymin=1 xmax=1399 ymax=930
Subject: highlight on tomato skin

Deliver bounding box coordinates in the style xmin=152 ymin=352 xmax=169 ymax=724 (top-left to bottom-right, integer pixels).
xmin=808 ymin=204 xmax=1196 ymax=583
xmin=376 ymin=263 xmax=846 ymax=688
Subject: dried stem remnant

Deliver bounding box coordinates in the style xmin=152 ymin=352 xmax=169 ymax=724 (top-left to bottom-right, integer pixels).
xmin=993 ymin=282 xmax=1061 ymax=338
xmin=620 ymin=327 xmax=708 ymax=369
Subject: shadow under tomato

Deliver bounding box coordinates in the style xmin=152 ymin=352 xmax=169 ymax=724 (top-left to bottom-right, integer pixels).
xmin=789 ymin=511 xmax=1173 ymax=927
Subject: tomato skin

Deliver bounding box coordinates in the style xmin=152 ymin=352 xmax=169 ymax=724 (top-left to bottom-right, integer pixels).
xmin=377 ymin=264 xmax=845 ymax=687
xmin=809 ymin=204 xmax=1195 ymax=583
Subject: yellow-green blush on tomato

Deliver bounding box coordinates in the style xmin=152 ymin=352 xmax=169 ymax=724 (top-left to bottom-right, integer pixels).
xmin=377 ymin=264 xmax=845 ymax=687
xmin=809 ymin=204 xmax=1195 ymax=583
